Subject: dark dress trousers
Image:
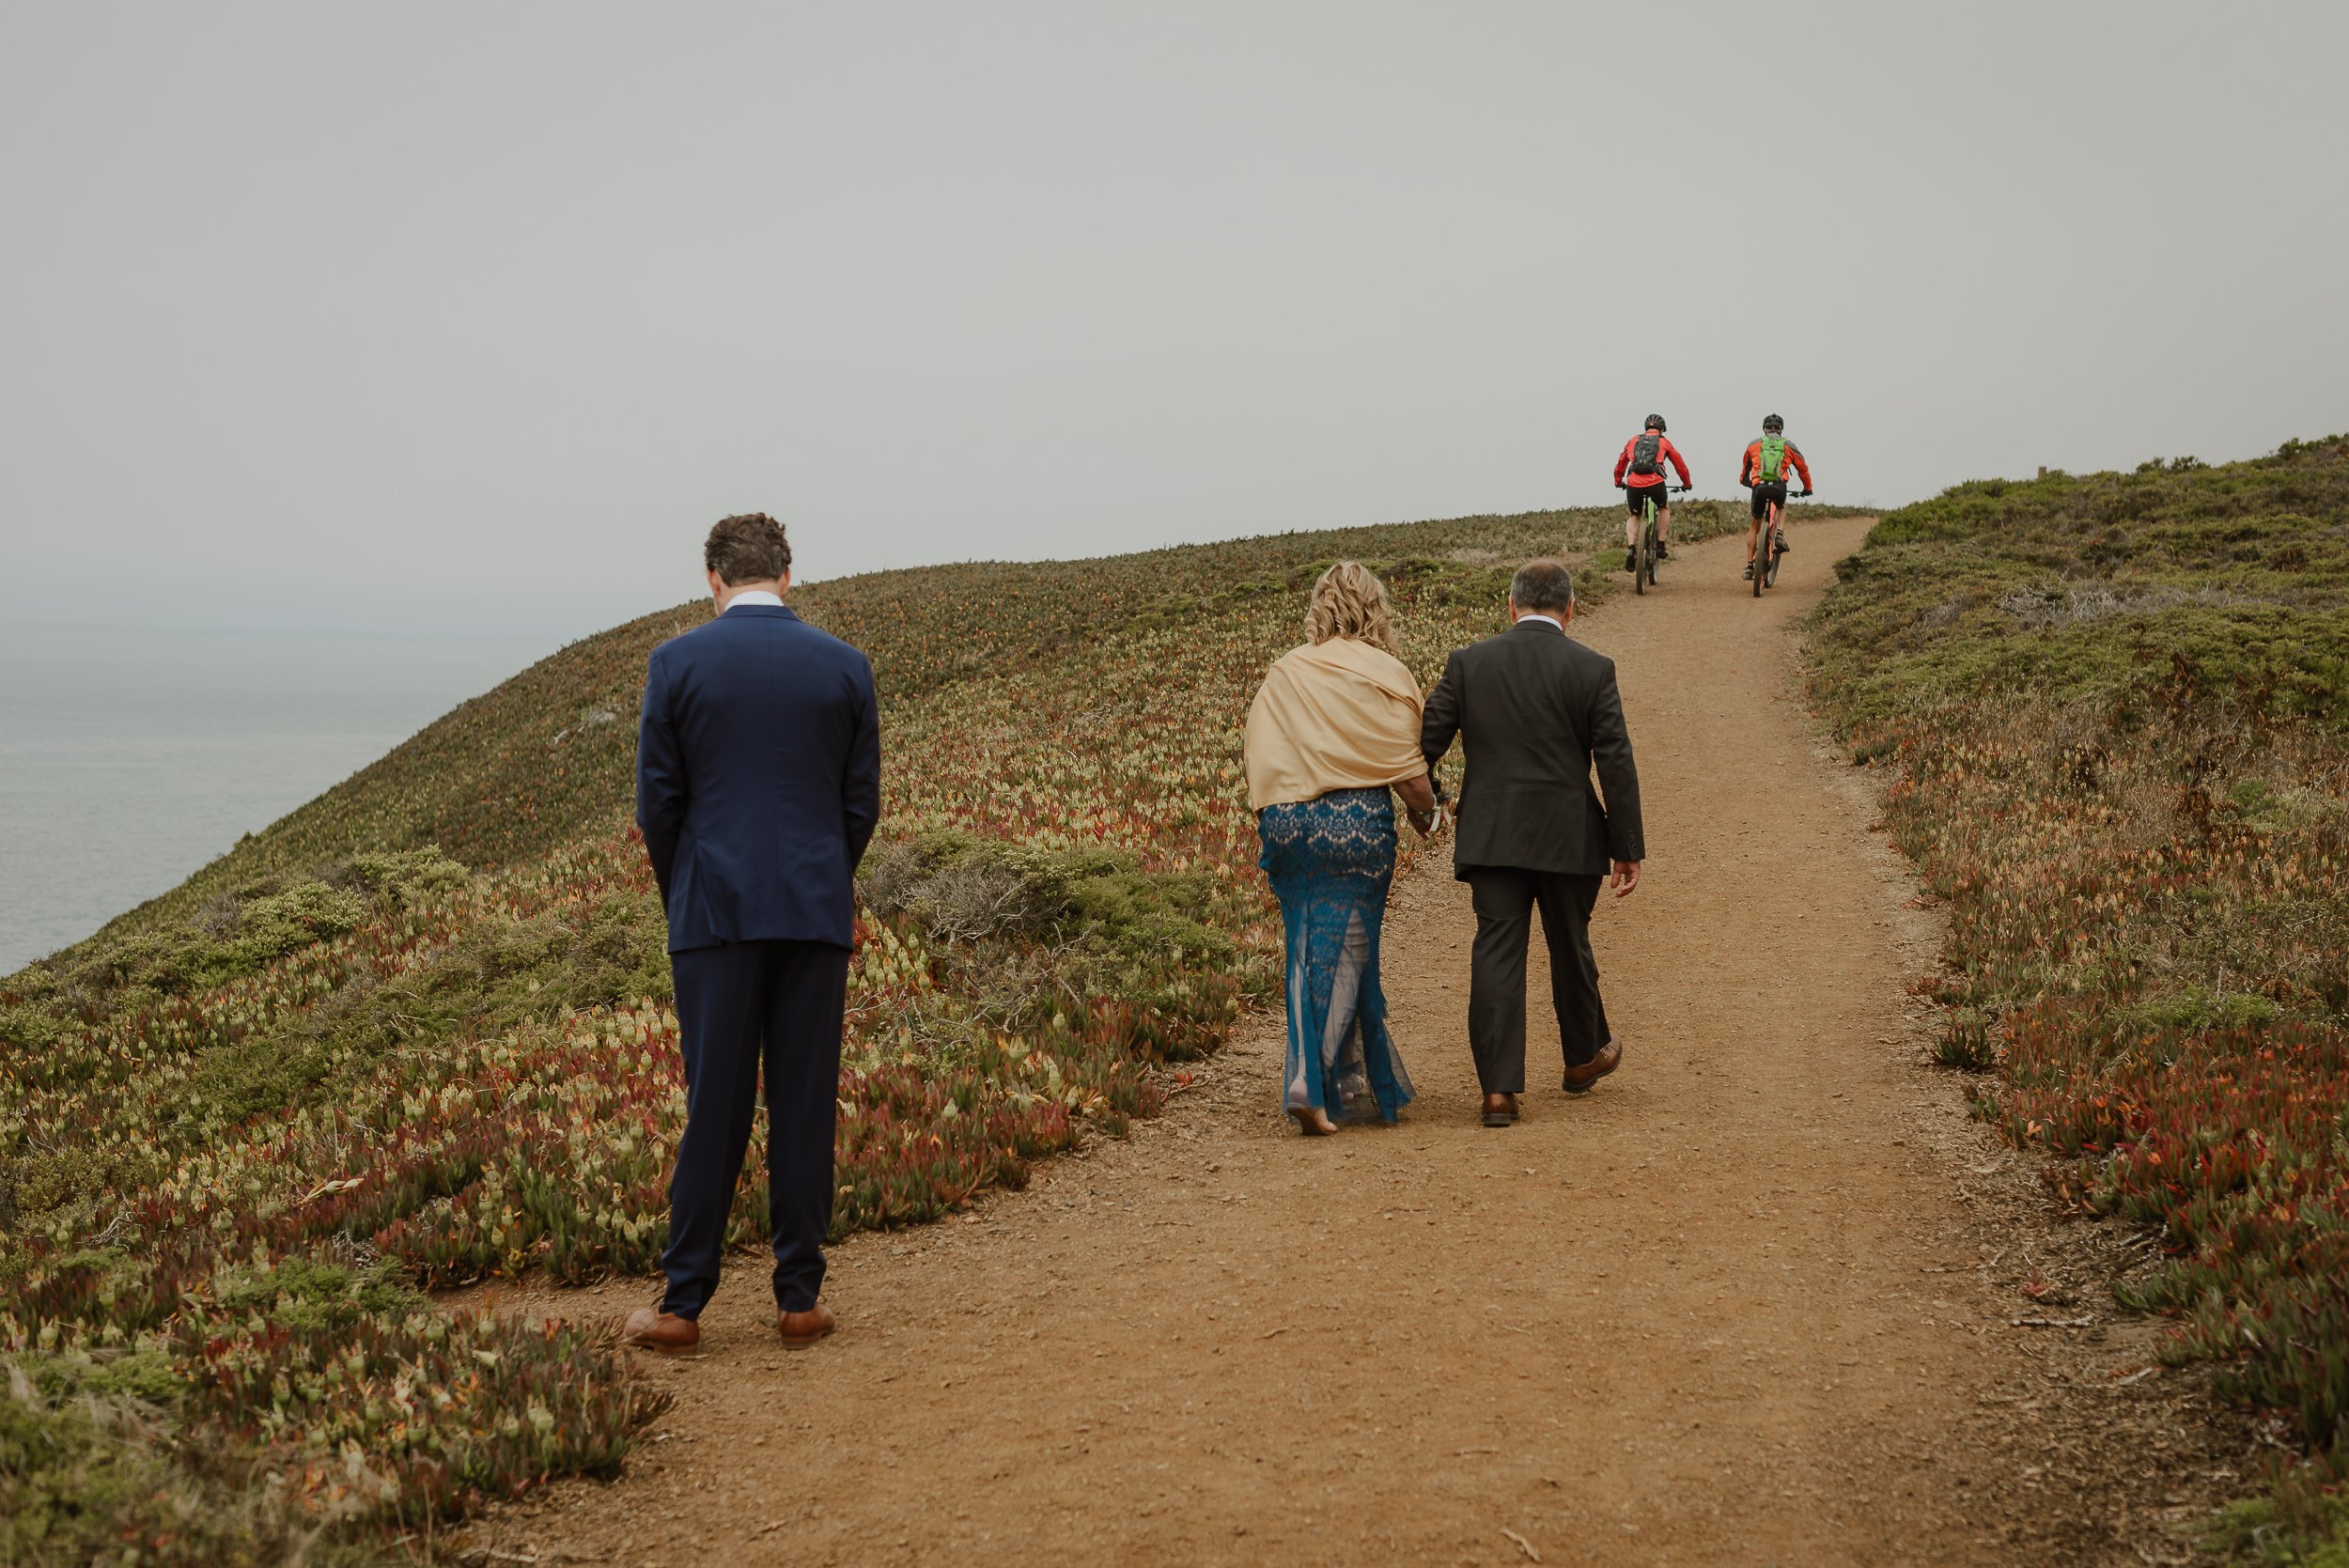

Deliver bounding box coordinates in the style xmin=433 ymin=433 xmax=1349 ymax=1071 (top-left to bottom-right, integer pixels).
xmin=1421 ymin=617 xmax=1643 ymax=1094
xmin=635 ymin=602 xmax=879 ymax=1318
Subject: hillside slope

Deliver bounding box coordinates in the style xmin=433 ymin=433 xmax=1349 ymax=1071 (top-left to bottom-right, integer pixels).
xmin=479 ymin=514 xmax=2178 ymax=1568
xmin=1808 ymin=436 xmax=2349 ymax=1554
xmin=0 ymin=493 xmax=1813 ymax=1562
xmin=74 ymin=501 xmax=1766 ymax=939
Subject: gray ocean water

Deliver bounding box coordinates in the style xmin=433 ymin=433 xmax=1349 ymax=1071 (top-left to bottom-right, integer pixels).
xmin=0 ymin=627 xmax=548 ymax=976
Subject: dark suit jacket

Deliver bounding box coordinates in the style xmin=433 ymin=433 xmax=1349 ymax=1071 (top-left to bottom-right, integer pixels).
xmin=634 ymin=603 xmax=880 ymax=953
xmin=1420 ymin=617 xmax=1643 ymax=877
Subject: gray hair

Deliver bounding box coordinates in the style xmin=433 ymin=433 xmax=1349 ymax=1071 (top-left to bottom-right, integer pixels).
xmin=1508 ymin=558 xmax=1576 ymax=613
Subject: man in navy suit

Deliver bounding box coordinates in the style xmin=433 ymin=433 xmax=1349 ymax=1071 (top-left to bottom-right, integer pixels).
xmin=625 ymin=513 xmax=879 ymax=1353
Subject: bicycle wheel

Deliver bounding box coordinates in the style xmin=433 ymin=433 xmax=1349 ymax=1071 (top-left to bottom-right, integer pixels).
xmin=1645 ymin=514 xmax=1660 ymax=589
xmin=1750 ymin=530 xmax=1763 ymax=597
xmin=1765 ymin=517 xmax=1784 ymax=588
xmin=1635 ymin=505 xmax=1651 ymax=595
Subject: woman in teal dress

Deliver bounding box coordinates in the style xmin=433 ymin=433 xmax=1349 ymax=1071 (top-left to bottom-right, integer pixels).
xmin=1242 ymin=563 xmax=1440 ymax=1135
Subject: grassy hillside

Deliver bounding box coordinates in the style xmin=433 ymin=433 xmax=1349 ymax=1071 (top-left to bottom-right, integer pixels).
xmin=0 ymin=493 xmax=1809 ymax=1562
xmin=1807 ymin=437 xmax=2349 ymax=1559
xmin=78 ymin=501 xmax=1766 ymax=939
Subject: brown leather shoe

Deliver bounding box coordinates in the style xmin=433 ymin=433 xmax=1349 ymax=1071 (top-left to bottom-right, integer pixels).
xmin=1481 ymin=1092 xmax=1519 ymax=1127
xmin=777 ymin=1302 xmax=837 ymax=1349
xmin=621 ymin=1308 xmax=700 ymax=1354
xmin=1562 ymin=1036 xmax=1623 ymax=1095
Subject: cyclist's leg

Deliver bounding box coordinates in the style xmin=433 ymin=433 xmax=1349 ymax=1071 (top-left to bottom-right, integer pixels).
xmin=1745 ymin=487 xmax=1768 ymax=559
xmin=1656 ymin=502 xmax=1671 ymax=551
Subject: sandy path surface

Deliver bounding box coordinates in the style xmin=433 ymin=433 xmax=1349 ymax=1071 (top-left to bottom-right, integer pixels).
xmin=471 ymin=518 xmax=2177 ymax=1566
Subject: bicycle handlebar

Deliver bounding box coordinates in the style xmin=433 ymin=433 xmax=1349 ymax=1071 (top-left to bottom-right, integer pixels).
xmin=1740 ymin=482 xmax=1815 ymax=498
xmin=1615 ymin=484 xmax=1691 ymax=493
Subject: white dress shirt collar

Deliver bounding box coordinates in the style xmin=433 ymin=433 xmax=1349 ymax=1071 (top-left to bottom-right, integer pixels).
xmin=1515 ymin=612 xmax=1564 ymax=631
xmin=724 ymin=590 xmax=785 ymax=612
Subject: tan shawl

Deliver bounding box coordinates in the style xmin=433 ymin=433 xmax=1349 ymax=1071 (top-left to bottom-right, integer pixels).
xmin=1243 ymin=637 xmax=1427 ymax=811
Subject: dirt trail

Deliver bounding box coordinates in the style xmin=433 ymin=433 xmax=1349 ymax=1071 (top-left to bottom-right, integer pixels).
xmin=474 ymin=518 xmax=2170 ymax=1566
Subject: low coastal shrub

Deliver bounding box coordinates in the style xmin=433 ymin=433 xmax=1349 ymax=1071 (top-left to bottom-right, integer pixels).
xmin=1809 ymin=436 xmax=2349 ymax=1548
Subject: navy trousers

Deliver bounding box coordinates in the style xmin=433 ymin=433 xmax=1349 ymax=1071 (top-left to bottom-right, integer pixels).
xmin=1464 ymin=868 xmax=1610 ymax=1094
xmin=660 ymin=939 xmax=848 ymax=1318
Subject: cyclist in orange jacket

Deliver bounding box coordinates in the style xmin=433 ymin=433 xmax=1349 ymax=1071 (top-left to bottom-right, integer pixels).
xmin=1613 ymin=413 xmax=1692 ymax=571
xmin=1738 ymin=413 xmax=1812 ymax=579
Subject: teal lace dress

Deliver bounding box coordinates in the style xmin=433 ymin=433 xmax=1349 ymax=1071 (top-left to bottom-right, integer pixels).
xmin=1255 ymin=786 xmax=1416 ymax=1124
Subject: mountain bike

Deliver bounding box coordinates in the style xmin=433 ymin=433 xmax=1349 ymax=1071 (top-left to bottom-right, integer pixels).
xmin=1747 ymin=485 xmax=1813 ymax=597
xmin=1620 ymin=483 xmax=1688 ymax=596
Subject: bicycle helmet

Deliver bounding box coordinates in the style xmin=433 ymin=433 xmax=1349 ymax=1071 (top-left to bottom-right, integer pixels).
xmin=1644 ymin=413 xmax=1666 ymax=432
xmin=1762 ymin=413 xmax=1783 ymax=432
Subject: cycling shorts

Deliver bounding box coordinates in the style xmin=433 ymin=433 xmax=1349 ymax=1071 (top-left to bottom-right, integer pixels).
xmin=1624 ymin=481 xmax=1669 ymax=517
xmin=1749 ymin=480 xmax=1788 ymax=520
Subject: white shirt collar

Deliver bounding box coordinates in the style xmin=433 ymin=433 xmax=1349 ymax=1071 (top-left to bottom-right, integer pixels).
xmin=724 ymin=590 xmax=785 ymax=612
xmin=1515 ymin=613 xmax=1563 ymax=631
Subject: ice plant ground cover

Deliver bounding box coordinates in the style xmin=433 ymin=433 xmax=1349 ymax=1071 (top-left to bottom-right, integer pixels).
xmin=0 ymin=497 xmax=1811 ymax=1562
xmin=1806 ymin=437 xmax=2349 ymax=1557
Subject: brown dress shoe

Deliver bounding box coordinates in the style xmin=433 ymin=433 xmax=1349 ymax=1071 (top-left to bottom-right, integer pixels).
xmin=1562 ymin=1036 xmax=1623 ymax=1095
xmin=777 ymin=1302 xmax=837 ymax=1349
xmin=622 ymin=1308 xmax=701 ymax=1354
xmin=1481 ymin=1092 xmax=1519 ymax=1127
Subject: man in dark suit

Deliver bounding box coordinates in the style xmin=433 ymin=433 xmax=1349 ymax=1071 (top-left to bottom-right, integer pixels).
xmin=1421 ymin=558 xmax=1643 ymax=1128
xmin=626 ymin=513 xmax=880 ymax=1352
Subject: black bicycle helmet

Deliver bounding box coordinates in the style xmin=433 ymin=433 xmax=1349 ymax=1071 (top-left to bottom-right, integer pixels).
xmin=1762 ymin=413 xmax=1783 ymax=432
xmin=1644 ymin=413 xmax=1667 ymax=432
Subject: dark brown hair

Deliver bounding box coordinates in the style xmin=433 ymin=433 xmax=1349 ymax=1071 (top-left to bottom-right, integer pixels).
xmin=1508 ymin=558 xmax=1576 ymax=613
xmin=704 ymin=513 xmax=792 ymax=585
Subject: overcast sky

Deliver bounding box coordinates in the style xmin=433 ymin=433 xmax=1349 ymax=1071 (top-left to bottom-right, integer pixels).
xmin=4 ymin=1 xmax=2344 ymax=644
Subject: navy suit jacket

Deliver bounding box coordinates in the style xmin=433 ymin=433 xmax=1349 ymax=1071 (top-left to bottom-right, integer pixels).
xmin=634 ymin=603 xmax=880 ymax=953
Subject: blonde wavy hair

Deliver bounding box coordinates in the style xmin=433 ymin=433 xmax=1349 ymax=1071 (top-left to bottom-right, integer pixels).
xmin=1305 ymin=561 xmax=1400 ymax=657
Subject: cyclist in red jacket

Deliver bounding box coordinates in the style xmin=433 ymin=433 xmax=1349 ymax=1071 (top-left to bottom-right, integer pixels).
xmin=1738 ymin=413 xmax=1813 ymax=579
xmin=1612 ymin=414 xmax=1692 ymax=571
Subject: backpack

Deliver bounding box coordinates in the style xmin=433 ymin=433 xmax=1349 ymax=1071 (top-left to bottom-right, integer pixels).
xmin=1755 ymin=435 xmax=1788 ymax=484
xmin=1629 ymin=430 xmax=1663 ymax=477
